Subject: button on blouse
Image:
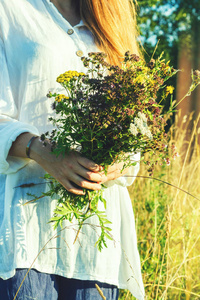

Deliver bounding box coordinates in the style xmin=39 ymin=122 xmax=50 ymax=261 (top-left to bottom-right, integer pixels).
xmin=76 ymin=50 xmax=84 ymax=57
xmin=67 ymin=28 xmax=74 ymax=35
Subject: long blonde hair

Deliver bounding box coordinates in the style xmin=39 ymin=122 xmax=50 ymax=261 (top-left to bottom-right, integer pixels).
xmin=78 ymin=0 xmax=140 ymax=65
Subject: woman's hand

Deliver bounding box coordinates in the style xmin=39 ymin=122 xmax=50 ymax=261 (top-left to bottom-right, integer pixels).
xmin=98 ymin=161 xmax=129 ymax=184
xmin=9 ymin=133 xmax=128 ymax=194
xmin=31 ymin=141 xmax=103 ymax=195
xmin=31 ymin=140 xmax=128 ymax=192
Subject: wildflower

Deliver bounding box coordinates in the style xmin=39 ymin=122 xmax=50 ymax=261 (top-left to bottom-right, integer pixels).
xmin=148 ymin=58 xmax=155 ymax=69
xmin=154 ymin=107 xmax=160 ymax=116
xmin=55 ymin=94 xmax=69 ymax=102
xmin=138 ymin=112 xmax=147 ymax=123
xmin=130 ymin=54 xmax=140 ymax=62
xmin=129 ymin=123 xmax=138 ymax=136
xmin=140 ymin=127 xmax=153 ymax=139
xmin=164 ymin=158 xmax=170 ymax=166
xmin=166 ymin=85 xmax=174 ymax=96
xmin=47 ymin=91 xmax=53 ymax=98
xmin=173 ymin=152 xmax=180 ymax=159
xmin=134 ymin=117 xmax=143 ymax=129
xmin=124 ymin=51 xmax=140 ymax=62
xmin=56 ymin=71 xmax=85 ymax=83
xmin=134 ymin=115 xmax=153 ymax=139
xmin=40 ymin=133 xmax=46 ymax=141
xmin=125 ymin=108 xmax=134 ymax=116
xmin=134 ymin=75 xmax=145 ymax=85
xmin=193 ymin=70 xmax=200 ymax=80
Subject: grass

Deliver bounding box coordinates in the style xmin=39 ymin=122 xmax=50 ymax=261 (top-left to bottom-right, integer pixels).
xmin=13 ymin=113 xmax=200 ymax=300
xmin=119 ymin=112 xmax=200 ymax=299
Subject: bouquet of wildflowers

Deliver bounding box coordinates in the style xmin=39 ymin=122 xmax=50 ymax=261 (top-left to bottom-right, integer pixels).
xmin=36 ymin=52 xmax=200 ymax=250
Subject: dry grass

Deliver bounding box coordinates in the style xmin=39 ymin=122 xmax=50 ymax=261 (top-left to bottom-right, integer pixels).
xmin=120 ymin=112 xmax=200 ymax=299
xmin=12 ymin=113 xmax=200 ymax=300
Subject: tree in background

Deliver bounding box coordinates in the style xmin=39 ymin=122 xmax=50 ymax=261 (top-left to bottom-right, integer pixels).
xmin=137 ymin=0 xmax=200 ymax=131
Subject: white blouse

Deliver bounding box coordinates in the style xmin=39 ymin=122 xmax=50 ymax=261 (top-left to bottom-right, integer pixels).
xmin=0 ymin=0 xmax=145 ymax=299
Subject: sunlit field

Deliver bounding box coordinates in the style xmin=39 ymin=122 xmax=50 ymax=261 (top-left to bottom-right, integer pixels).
xmin=13 ymin=113 xmax=200 ymax=300
xmin=120 ymin=112 xmax=200 ymax=299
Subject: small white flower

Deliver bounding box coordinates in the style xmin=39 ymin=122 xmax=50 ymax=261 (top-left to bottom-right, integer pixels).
xmin=134 ymin=117 xmax=143 ymax=129
xmin=134 ymin=115 xmax=153 ymax=139
xmin=129 ymin=123 xmax=138 ymax=136
xmin=164 ymin=158 xmax=171 ymax=166
xmin=139 ymin=126 xmax=146 ymax=135
xmin=138 ymin=112 xmax=147 ymax=123
xmin=140 ymin=127 xmax=152 ymax=139
xmin=173 ymin=152 xmax=180 ymax=159
xmin=145 ymin=128 xmax=153 ymax=139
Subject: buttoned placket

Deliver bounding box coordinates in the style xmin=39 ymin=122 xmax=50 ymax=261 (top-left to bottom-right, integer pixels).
xmin=42 ymin=0 xmax=88 ymax=58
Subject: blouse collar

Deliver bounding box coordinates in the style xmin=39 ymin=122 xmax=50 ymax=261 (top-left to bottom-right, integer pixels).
xmin=43 ymin=0 xmax=84 ymax=28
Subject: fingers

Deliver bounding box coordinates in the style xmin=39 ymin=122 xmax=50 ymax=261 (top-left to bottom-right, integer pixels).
xmin=61 ymin=172 xmax=102 ymax=192
xmin=63 ymin=153 xmax=103 ymax=183
xmin=39 ymin=148 xmax=128 ymax=194
xmin=58 ymin=178 xmax=85 ymax=195
xmin=52 ymin=171 xmax=102 ymax=195
xmin=53 ymin=152 xmax=102 ymax=194
xmin=76 ymin=154 xmax=103 ymax=172
xmin=99 ymin=162 xmax=128 ymax=183
xmin=74 ymin=154 xmax=124 ymax=183
xmin=106 ymin=161 xmax=124 ymax=173
xmin=57 ymin=177 xmax=101 ymax=195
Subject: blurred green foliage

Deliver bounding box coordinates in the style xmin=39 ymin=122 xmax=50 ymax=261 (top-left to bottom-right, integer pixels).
xmin=136 ymin=0 xmax=200 ymax=68
xmin=135 ymin=0 xmax=200 ymax=123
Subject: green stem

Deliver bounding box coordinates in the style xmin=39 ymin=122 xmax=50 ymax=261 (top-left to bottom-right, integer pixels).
xmin=124 ymin=175 xmax=200 ymax=201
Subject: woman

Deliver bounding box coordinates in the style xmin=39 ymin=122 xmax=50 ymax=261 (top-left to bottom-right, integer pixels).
xmin=0 ymin=0 xmax=145 ymax=299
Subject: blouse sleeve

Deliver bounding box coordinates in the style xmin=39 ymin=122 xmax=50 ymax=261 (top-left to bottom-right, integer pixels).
xmin=0 ymin=38 xmax=39 ymax=175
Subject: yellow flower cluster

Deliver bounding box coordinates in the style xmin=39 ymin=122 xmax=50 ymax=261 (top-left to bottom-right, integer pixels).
xmin=57 ymin=71 xmax=85 ymax=83
xmin=166 ymin=85 xmax=174 ymax=95
xmin=55 ymin=94 xmax=69 ymax=102
xmin=133 ymin=74 xmax=145 ymax=85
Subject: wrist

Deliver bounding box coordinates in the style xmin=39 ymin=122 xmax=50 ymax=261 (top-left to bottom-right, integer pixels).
xmin=26 ymin=136 xmax=39 ymax=159
xmin=30 ymin=137 xmax=56 ymax=164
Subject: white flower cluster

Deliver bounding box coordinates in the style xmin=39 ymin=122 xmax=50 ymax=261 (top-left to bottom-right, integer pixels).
xmin=129 ymin=112 xmax=152 ymax=139
xmin=129 ymin=123 xmax=138 ymax=136
xmin=138 ymin=112 xmax=147 ymax=123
